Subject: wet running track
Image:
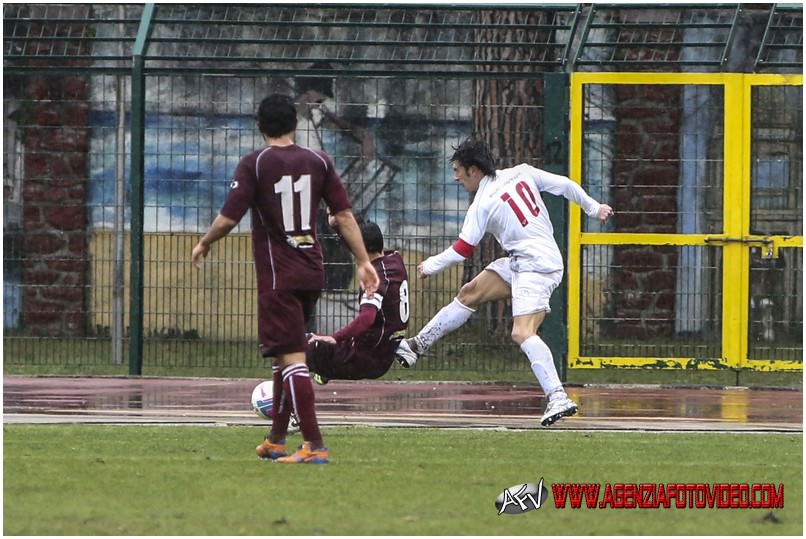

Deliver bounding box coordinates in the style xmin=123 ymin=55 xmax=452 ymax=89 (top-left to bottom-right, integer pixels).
xmin=3 ymin=376 xmax=801 ymax=433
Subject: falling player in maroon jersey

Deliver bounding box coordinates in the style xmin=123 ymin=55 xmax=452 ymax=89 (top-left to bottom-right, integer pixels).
xmin=305 ymin=219 xmax=409 ymax=384
xmin=191 ymin=94 xmax=379 ymax=464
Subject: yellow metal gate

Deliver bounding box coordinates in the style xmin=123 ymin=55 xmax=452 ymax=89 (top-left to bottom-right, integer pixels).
xmin=568 ymin=73 xmax=803 ymax=372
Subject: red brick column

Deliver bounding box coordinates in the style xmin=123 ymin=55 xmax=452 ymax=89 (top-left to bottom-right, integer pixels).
xmin=21 ymin=74 xmax=90 ymax=336
xmin=611 ymin=85 xmax=680 ymax=338
xmin=17 ymin=3 xmax=93 ymax=337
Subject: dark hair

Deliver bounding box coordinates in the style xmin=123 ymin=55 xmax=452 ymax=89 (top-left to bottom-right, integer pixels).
xmin=450 ymin=136 xmax=497 ymax=177
xmin=359 ymin=220 xmax=384 ymax=253
xmin=256 ymin=94 xmax=297 ymax=137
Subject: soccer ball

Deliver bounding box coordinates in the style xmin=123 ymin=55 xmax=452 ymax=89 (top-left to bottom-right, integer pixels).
xmin=251 ymin=381 xmax=273 ymax=420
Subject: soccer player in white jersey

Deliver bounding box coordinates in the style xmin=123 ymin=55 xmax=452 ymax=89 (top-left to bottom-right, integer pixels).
xmin=396 ymin=137 xmax=613 ymax=426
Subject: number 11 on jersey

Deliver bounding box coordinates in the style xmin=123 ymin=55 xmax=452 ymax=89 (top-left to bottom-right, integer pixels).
xmin=275 ymin=174 xmax=312 ymax=232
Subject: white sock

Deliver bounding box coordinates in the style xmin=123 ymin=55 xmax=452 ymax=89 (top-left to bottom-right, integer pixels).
xmin=414 ymin=298 xmax=475 ymax=353
xmin=520 ymin=335 xmax=566 ymax=399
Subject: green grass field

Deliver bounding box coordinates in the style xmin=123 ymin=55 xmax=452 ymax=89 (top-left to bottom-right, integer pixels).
xmin=3 ymin=425 xmax=802 ymax=535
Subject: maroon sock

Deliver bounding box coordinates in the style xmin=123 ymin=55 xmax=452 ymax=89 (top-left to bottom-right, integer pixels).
xmin=282 ymin=364 xmax=323 ymax=446
xmin=269 ymin=365 xmax=291 ymax=441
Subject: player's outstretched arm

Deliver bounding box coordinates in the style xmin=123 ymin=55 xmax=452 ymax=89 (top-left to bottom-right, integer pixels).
xmin=533 ymin=168 xmax=615 ymax=220
xmin=331 ymin=303 xmax=377 ymax=343
xmin=418 ymin=239 xmax=472 ymax=278
xmin=307 ymin=333 xmax=336 ymax=345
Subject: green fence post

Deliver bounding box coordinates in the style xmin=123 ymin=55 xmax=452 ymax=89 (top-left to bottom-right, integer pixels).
xmin=542 ymin=72 xmax=570 ymax=381
xmin=129 ymin=4 xmax=154 ymax=376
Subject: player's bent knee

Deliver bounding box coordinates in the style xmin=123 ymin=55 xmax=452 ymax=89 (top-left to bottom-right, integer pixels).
xmin=456 ymin=281 xmax=482 ymax=308
xmin=510 ymin=329 xmax=531 ymax=345
xmin=459 ymin=280 xmax=477 ymax=295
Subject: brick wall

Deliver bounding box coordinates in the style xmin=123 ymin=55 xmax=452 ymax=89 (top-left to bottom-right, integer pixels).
xmin=611 ymin=84 xmax=680 ymax=338
xmin=20 ymin=75 xmax=90 ymax=336
xmin=16 ymin=6 xmax=92 ymax=336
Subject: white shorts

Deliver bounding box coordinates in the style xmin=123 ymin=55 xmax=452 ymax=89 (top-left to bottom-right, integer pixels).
xmin=484 ymin=257 xmax=563 ymax=317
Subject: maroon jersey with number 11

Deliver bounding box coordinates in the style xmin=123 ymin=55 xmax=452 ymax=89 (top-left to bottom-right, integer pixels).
xmin=219 ymin=143 xmax=352 ymax=291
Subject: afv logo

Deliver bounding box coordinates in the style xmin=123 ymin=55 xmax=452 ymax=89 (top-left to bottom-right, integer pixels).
xmin=495 ymin=478 xmax=548 ymax=515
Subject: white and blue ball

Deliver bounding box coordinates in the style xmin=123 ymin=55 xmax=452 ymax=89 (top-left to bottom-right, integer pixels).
xmin=251 ymin=381 xmax=274 ymax=420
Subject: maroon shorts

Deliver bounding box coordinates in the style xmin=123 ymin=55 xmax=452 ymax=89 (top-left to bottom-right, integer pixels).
xmin=306 ymin=339 xmax=396 ymax=380
xmin=258 ymin=289 xmax=321 ymax=357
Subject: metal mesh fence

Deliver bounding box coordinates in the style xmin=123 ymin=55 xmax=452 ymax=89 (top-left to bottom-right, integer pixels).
xmin=575 ymin=78 xmax=802 ymax=368
xmin=3 ymin=4 xmax=803 ymax=378
xmin=582 ymin=82 xmax=725 ymax=235
xmin=580 ymin=243 xmax=723 ymax=361
xmin=3 ymin=71 xmax=548 ymax=375
xmin=579 ymin=82 xmax=726 ymax=362
xmin=575 ymin=4 xmax=739 ymax=69
xmin=755 ymin=5 xmax=804 ymax=70
xmin=748 ymin=84 xmax=803 ymax=361
xmin=142 ymin=4 xmax=579 ymax=75
xmin=3 ymin=4 xmax=139 ymax=71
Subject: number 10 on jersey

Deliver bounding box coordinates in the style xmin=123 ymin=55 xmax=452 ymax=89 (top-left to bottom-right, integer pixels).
xmin=501 ymin=180 xmax=540 ymax=226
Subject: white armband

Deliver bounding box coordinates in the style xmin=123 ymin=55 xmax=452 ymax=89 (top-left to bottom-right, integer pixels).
xmin=420 ymin=246 xmax=467 ymax=275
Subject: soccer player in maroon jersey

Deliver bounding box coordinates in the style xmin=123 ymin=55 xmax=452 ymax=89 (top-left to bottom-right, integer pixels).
xmin=191 ymin=94 xmax=379 ymax=464
xmin=305 ymin=219 xmax=410 ymax=383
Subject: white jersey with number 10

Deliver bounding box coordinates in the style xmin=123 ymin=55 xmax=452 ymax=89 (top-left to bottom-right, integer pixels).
xmin=458 ymin=164 xmax=602 ymax=274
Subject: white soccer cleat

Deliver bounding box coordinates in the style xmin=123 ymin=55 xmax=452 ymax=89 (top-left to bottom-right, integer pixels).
xmin=541 ymin=397 xmax=578 ymax=427
xmin=395 ymin=338 xmax=419 ymax=368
